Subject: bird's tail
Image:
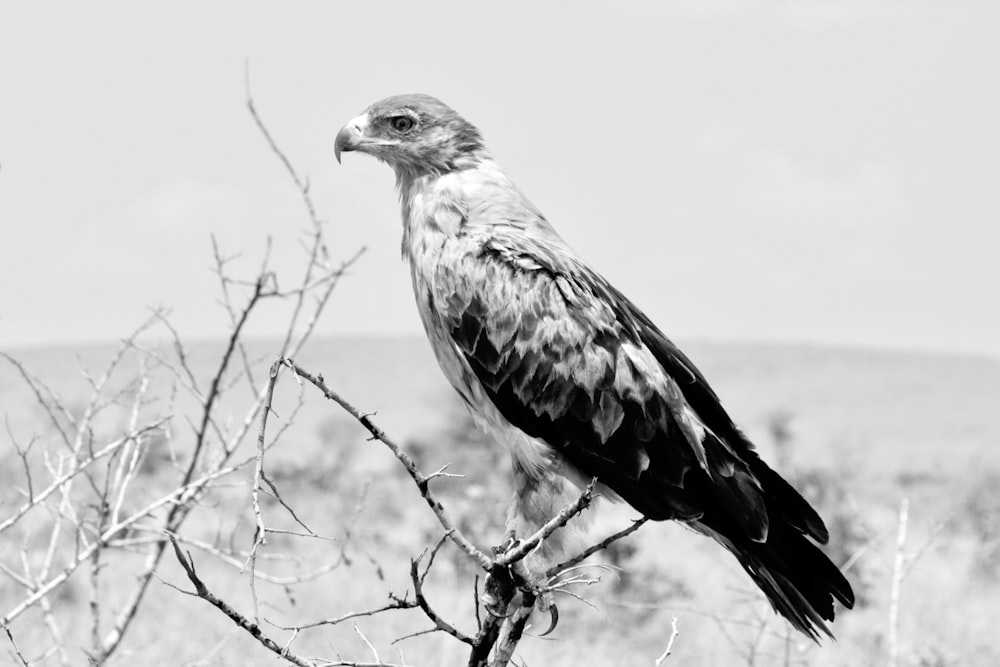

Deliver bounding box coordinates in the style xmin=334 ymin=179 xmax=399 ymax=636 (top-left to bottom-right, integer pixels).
xmin=692 ymin=456 xmax=855 ymax=641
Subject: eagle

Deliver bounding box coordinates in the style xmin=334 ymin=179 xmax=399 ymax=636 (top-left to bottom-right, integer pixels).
xmin=334 ymin=94 xmax=854 ymax=639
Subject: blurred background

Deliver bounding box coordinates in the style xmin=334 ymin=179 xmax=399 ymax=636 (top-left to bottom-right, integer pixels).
xmin=2 ymin=2 xmax=999 ymax=666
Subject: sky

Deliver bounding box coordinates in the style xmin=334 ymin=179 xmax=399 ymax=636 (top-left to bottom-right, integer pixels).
xmin=1 ymin=1 xmax=998 ymax=358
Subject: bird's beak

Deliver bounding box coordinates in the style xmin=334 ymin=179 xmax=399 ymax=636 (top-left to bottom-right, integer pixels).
xmin=335 ymin=113 xmax=369 ymax=164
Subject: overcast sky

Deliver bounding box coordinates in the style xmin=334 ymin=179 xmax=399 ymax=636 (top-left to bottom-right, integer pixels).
xmin=1 ymin=1 xmax=997 ymax=358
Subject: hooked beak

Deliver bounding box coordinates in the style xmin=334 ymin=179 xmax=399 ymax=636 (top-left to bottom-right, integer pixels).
xmin=335 ymin=113 xmax=369 ymax=164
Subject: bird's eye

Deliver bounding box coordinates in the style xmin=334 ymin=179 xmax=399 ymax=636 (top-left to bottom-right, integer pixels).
xmin=389 ymin=115 xmax=415 ymax=133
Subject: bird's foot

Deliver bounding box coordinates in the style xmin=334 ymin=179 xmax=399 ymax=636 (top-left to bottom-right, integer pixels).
xmin=480 ymin=540 xmax=517 ymax=618
xmin=509 ymin=559 xmax=559 ymax=636
xmin=482 ymin=536 xmax=560 ymax=635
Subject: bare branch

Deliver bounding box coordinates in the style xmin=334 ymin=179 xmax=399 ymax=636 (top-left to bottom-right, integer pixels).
xmin=246 ymin=360 xmax=283 ymax=623
xmin=655 ymin=616 xmax=680 ymax=664
xmin=0 ymin=421 xmax=167 ymax=537
xmin=545 ymin=517 xmax=650 ymax=578
xmin=144 ymin=531 xmax=344 ymax=585
xmin=5 ymin=417 xmax=37 ymax=504
xmin=4 ymin=453 xmax=258 ymax=625
xmin=278 ymin=601 xmax=414 ymax=632
xmin=285 ymin=361 xmax=492 ymax=571
xmin=404 ymin=555 xmax=474 ymax=646
xmin=167 ymin=536 xmax=318 ymax=667
xmin=261 ymin=473 xmax=316 ymax=536
xmin=887 ymin=497 xmax=908 ymax=667
xmin=1 ymin=622 xmax=29 ymax=667
xmin=353 ymin=625 xmax=381 ymax=663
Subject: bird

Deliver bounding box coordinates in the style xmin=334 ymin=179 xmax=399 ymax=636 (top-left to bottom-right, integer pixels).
xmin=334 ymin=94 xmax=854 ymax=640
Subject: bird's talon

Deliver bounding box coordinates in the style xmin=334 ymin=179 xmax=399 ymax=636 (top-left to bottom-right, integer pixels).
xmin=538 ymin=604 xmax=560 ymax=637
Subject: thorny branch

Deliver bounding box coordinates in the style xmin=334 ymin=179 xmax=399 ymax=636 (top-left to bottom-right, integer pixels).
xmin=285 ymin=360 xmax=493 ymax=571
xmin=401 ymin=547 xmax=474 ymax=646
xmin=169 ymin=537 xmax=316 ymax=667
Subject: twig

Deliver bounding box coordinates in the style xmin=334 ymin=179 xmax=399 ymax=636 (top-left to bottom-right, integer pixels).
xmin=887 ymin=497 xmax=908 ymax=667
xmin=148 ymin=531 xmax=344 ymax=585
xmin=5 ymin=418 xmax=37 ymax=504
xmin=405 ymin=556 xmax=474 ymax=645
xmin=354 ymin=625 xmax=381 ymax=663
xmin=262 ymin=474 xmax=316 ymax=535
xmin=545 ymin=517 xmax=649 ymax=578
xmin=246 ymin=360 xmax=283 ymax=622
xmin=244 ymin=64 xmax=319 ymax=224
xmin=277 ymin=601 xmax=414 ymax=631
xmin=1 ymin=622 xmax=29 ymax=667
xmin=654 ymin=617 xmax=679 ymax=665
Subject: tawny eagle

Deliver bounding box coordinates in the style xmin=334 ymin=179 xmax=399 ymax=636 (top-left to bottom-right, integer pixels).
xmin=335 ymin=94 xmax=854 ymax=639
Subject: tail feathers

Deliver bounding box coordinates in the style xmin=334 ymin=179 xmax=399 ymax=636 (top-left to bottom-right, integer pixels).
xmin=745 ymin=448 xmax=829 ymax=544
xmin=698 ymin=519 xmax=855 ymax=641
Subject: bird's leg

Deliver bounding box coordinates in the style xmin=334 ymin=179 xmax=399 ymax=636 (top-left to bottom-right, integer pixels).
xmin=491 ymin=461 xmax=592 ymax=635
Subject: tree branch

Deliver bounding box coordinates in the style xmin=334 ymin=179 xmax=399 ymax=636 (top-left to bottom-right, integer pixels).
xmin=168 ymin=536 xmax=318 ymax=667
xmin=285 ymin=361 xmax=493 ymax=571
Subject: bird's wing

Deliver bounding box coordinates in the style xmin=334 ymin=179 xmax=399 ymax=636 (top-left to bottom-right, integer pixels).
xmin=432 ymin=230 xmax=826 ymax=544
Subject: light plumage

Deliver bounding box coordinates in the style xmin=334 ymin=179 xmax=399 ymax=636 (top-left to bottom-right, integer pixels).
xmin=335 ymin=94 xmax=854 ymax=640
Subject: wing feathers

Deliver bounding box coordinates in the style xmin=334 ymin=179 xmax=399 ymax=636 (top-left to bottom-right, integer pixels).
xmin=432 ymin=234 xmax=849 ymax=635
xmin=436 ymin=243 xmax=759 ymax=524
xmin=593 ymin=391 xmax=625 ymax=444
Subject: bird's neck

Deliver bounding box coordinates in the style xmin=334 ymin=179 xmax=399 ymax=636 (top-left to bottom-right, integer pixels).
xmin=395 ymin=152 xmax=559 ymax=264
xmin=396 ymin=151 xmax=501 ymax=260
xmin=393 ymin=148 xmax=492 ymax=196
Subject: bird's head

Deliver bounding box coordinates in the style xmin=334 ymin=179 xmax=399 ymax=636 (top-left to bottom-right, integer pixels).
xmin=334 ymin=94 xmax=485 ymax=179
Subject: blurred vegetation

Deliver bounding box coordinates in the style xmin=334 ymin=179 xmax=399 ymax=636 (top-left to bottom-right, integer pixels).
xmin=960 ymin=468 xmax=1000 ymax=580
xmin=3 ymin=342 xmax=1000 ymax=666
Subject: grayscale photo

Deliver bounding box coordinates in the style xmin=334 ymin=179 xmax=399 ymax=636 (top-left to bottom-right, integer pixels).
xmin=1 ymin=2 xmax=998 ymax=666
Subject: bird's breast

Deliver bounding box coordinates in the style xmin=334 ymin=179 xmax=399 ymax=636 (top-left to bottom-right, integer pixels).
xmin=404 ymin=215 xmax=558 ymax=481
